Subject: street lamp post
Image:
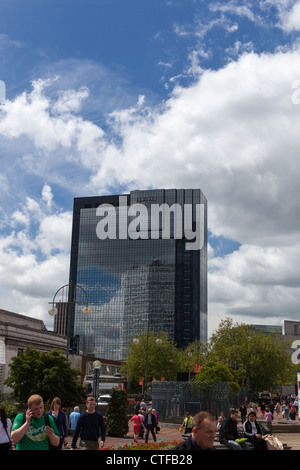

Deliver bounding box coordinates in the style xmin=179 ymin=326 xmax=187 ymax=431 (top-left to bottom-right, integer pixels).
xmin=48 ymin=282 xmax=91 ymax=359
xmin=133 ymin=334 xmax=162 ymax=401
xmin=93 ymin=360 xmax=102 ymax=403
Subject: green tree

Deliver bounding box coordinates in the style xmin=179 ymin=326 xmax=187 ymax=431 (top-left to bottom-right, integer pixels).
xmin=122 ymin=331 xmax=180 ymax=384
xmin=106 ymin=387 xmax=129 ymax=437
xmin=5 ymin=348 xmax=87 ymax=406
xmin=177 ymin=339 xmax=209 ymax=374
xmin=208 ymin=318 xmax=297 ymax=392
xmin=193 ymin=361 xmax=243 ymax=396
xmin=0 ymin=396 xmax=18 ymax=420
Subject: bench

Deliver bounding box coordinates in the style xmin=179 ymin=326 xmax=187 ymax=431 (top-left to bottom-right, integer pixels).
xmin=182 ymin=430 xmax=291 ymax=450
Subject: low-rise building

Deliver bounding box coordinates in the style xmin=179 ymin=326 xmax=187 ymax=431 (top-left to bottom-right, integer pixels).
xmin=0 ymin=308 xmax=67 ymax=395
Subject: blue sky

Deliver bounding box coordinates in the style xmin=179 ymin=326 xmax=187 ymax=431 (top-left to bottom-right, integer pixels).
xmin=1 ymin=0 xmax=300 ymax=335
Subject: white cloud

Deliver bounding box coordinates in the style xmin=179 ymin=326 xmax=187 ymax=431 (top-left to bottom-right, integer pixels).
xmin=282 ymin=1 xmax=300 ymax=30
xmin=86 ymin=48 xmax=300 ymax=333
xmin=1 ymin=46 xmax=300 ymax=334
xmin=41 ymin=183 xmax=53 ymax=209
xmin=0 ymin=186 xmax=72 ymax=328
xmin=36 ymin=211 xmax=72 ymax=256
xmin=264 ymin=0 xmax=300 ymax=31
xmin=208 ymin=243 xmax=300 ymax=333
xmin=209 ymin=1 xmax=259 ymax=23
xmin=0 ymin=77 xmax=103 ymax=156
xmin=52 ymin=86 xmax=90 ymax=115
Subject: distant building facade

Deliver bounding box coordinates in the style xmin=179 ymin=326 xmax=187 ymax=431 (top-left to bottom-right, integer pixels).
xmin=0 ymin=309 xmax=67 ymax=395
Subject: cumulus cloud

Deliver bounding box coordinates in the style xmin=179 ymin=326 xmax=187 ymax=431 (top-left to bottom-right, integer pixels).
xmin=0 ymin=186 xmax=72 ymax=328
xmin=211 ymin=253 xmax=300 ymax=334
xmin=0 ymin=77 xmax=104 ymax=153
xmin=89 ymin=48 xmax=300 ymax=333
xmin=1 ymin=45 xmax=300 ymax=334
xmin=269 ymin=0 xmax=300 ymax=31
xmin=89 ymin=50 xmax=300 ymax=241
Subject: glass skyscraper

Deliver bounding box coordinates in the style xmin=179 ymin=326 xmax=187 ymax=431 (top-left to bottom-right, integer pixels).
xmin=69 ymin=189 xmax=207 ymax=360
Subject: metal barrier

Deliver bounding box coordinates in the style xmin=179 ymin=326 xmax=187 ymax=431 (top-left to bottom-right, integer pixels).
xmin=152 ymin=381 xmax=230 ymax=420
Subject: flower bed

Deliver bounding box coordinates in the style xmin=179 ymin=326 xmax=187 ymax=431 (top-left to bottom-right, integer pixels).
xmin=103 ymin=440 xmax=182 ymax=450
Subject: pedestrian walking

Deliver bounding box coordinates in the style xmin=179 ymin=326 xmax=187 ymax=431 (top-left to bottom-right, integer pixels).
xmin=138 ymin=409 xmax=144 ymax=439
xmin=71 ymin=396 xmax=106 ymax=450
xmin=260 ymin=402 xmax=266 ymax=418
xmin=180 ymin=412 xmax=193 ymax=434
xmin=275 ymin=402 xmax=281 ymax=419
xmin=48 ymin=397 xmax=68 ymax=450
xmin=240 ymin=404 xmax=247 ymax=423
xmin=282 ymin=402 xmax=289 ymax=419
xmin=0 ymin=407 xmax=12 ymax=450
xmin=130 ymin=410 xmax=143 ymax=443
xmin=265 ymin=408 xmax=273 ymax=433
xmin=289 ymin=407 xmax=296 ymax=420
xmin=11 ymin=394 xmax=60 ymax=450
xmin=152 ymin=408 xmax=159 ymax=433
xmin=144 ymin=408 xmax=157 ymax=443
xmin=140 ymin=399 xmax=146 ymax=411
xmin=69 ymin=406 xmax=81 ymax=437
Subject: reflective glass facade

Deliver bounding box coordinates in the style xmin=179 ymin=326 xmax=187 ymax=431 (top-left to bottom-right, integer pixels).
xmin=69 ymin=189 xmax=207 ymax=360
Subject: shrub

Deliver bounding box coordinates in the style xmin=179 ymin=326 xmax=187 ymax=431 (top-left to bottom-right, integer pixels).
xmin=105 ymin=387 xmax=129 ymax=437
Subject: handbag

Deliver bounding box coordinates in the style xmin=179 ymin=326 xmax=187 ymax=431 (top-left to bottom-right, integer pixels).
xmin=262 ymin=434 xmax=283 ymax=450
xmin=0 ymin=441 xmax=11 ymax=450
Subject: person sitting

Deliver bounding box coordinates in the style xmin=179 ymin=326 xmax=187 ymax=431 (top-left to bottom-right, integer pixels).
xmin=219 ymin=408 xmax=248 ymax=450
xmin=243 ymin=411 xmax=267 ymax=450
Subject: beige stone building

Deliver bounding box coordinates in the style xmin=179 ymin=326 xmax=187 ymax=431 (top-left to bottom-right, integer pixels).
xmin=0 ymin=308 xmax=67 ymax=395
xmin=0 ymin=308 xmax=123 ymax=397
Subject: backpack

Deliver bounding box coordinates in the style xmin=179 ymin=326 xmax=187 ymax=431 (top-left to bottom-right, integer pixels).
xmin=22 ymin=412 xmax=59 ymax=450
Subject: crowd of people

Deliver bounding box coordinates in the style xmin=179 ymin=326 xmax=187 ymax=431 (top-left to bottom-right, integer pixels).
xmin=0 ymin=394 xmax=162 ymax=451
xmin=177 ymin=397 xmax=300 ymax=451
xmin=130 ymin=400 xmax=159 ymax=444
xmin=0 ymin=395 xmax=105 ymax=451
xmin=1 ymin=393 xmax=299 ymax=451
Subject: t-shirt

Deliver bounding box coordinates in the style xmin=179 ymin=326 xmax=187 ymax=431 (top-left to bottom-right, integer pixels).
xmin=12 ymin=413 xmax=60 ymax=450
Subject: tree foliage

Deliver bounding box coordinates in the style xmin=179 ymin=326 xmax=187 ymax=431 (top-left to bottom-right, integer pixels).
xmin=5 ymin=348 xmax=87 ymax=406
xmin=177 ymin=339 xmax=209 ymax=373
xmin=121 ymin=331 xmax=180 ymax=383
xmin=207 ymin=318 xmax=297 ymax=392
xmin=193 ymin=361 xmax=243 ymax=396
xmin=122 ymin=318 xmax=297 ymax=394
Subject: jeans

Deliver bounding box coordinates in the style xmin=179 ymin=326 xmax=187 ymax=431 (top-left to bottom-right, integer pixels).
xmin=226 ymin=440 xmax=248 ymax=450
